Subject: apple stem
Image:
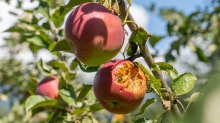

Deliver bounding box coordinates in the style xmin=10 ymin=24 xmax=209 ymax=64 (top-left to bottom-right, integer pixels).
xmin=118 ymin=0 xmax=182 ymax=118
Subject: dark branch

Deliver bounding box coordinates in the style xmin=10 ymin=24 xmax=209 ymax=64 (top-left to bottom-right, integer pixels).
xmin=118 ymin=0 xmax=182 ymax=118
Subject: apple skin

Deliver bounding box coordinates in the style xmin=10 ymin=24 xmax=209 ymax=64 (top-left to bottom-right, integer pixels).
xmin=93 ymin=60 xmax=146 ymax=114
xmin=36 ymin=76 xmax=59 ymax=100
xmin=65 ymin=2 xmax=124 ymax=66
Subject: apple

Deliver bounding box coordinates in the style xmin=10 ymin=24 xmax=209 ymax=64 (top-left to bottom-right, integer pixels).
xmin=93 ymin=60 xmax=146 ymax=114
xmin=65 ymin=2 xmax=124 ymax=66
xmin=36 ymin=76 xmax=59 ymax=100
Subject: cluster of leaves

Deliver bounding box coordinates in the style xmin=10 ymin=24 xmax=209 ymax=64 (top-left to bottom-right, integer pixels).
xmin=146 ymin=1 xmax=220 ymax=63
xmin=1 ymin=0 xmax=201 ymax=123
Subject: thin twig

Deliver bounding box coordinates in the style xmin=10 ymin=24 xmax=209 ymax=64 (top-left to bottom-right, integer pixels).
xmin=49 ymin=20 xmax=58 ymax=42
xmin=118 ymin=0 xmax=182 ymax=118
xmin=176 ymin=99 xmax=186 ymax=113
xmin=161 ymin=111 xmax=169 ymax=123
xmin=126 ymin=53 xmax=142 ymax=61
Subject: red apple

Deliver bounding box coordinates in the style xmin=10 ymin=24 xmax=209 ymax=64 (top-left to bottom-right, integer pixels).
xmin=65 ymin=2 xmax=124 ymax=66
xmin=93 ymin=60 xmax=146 ymax=114
xmin=36 ymin=76 xmax=59 ymax=100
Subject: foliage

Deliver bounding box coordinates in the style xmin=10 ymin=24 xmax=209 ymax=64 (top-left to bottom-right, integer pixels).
xmin=2 ymin=0 xmax=219 ymax=122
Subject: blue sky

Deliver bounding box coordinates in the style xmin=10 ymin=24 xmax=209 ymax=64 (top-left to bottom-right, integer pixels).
xmin=133 ymin=0 xmax=208 ymax=35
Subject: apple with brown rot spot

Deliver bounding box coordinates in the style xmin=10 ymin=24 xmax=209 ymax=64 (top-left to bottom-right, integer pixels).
xmin=93 ymin=60 xmax=147 ymax=114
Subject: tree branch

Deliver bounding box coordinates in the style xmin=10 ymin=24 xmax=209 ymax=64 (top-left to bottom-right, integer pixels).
xmin=118 ymin=0 xmax=182 ymax=118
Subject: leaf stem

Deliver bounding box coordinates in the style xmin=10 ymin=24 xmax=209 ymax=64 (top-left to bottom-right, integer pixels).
xmin=105 ymin=0 xmax=111 ymax=9
xmin=122 ymin=0 xmax=132 ymax=25
xmin=176 ymin=99 xmax=186 ymax=113
xmin=115 ymin=0 xmax=120 ymax=14
xmin=124 ymin=21 xmax=138 ymax=28
xmin=161 ymin=111 xmax=169 ymax=123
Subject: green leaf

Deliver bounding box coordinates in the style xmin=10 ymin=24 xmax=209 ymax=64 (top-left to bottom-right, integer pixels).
xmin=165 ymin=52 xmax=175 ymax=62
xmin=51 ymin=9 xmax=69 ymax=28
xmin=79 ymin=62 xmax=100 ymax=73
xmin=60 ymin=0 xmax=92 ymax=15
xmin=18 ymin=12 xmax=34 ymax=23
xmin=42 ymin=22 xmax=50 ymax=30
xmin=4 ymin=22 xmax=36 ymax=33
xmin=59 ymin=85 xmax=76 ymax=106
xmin=31 ymin=107 xmax=45 ymax=117
xmin=70 ymin=59 xmax=79 ymax=70
xmin=34 ymin=6 xmax=49 ymax=19
xmin=167 ymin=23 xmax=173 ymax=36
xmin=71 ymin=108 xmax=87 ymax=116
xmin=89 ymin=103 xmax=103 ymax=112
xmin=127 ymin=41 xmax=138 ymax=56
xmin=151 ymin=62 xmax=178 ymax=79
xmin=37 ymin=59 xmax=57 ymax=76
xmin=129 ymin=28 xmax=148 ymax=51
xmin=47 ymin=60 xmax=68 ymax=72
xmin=135 ymin=118 xmax=154 ymax=123
xmin=50 ymin=40 xmax=72 ymax=53
xmin=196 ymin=47 xmax=208 ymax=62
xmin=171 ymin=72 xmax=197 ymax=95
xmin=47 ymin=0 xmax=65 ymax=9
xmin=76 ymin=84 xmax=93 ymax=102
xmin=170 ymin=39 xmax=181 ymax=55
xmin=135 ymin=98 xmax=157 ymax=116
xmin=27 ymin=35 xmax=48 ymax=47
xmin=65 ymin=72 xmax=76 ymax=80
xmin=185 ymin=92 xmax=200 ymax=102
xmin=27 ymin=77 xmax=39 ymax=95
xmin=149 ymin=35 xmax=163 ymax=47
xmin=135 ymin=62 xmax=162 ymax=89
xmin=25 ymin=95 xmax=57 ymax=112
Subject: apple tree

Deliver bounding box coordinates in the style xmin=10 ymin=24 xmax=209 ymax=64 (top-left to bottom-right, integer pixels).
xmin=1 ymin=0 xmax=219 ymax=123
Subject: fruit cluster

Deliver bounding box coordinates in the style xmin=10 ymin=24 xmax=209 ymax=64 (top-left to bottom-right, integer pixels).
xmin=36 ymin=2 xmax=146 ymax=114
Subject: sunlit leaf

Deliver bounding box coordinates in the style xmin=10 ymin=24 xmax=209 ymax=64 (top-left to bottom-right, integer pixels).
xmin=27 ymin=35 xmax=48 ymax=47
xmin=4 ymin=22 xmax=36 ymax=33
xmin=60 ymin=0 xmax=92 ymax=15
xmin=47 ymin=60 xmax=68 ymax=72
xmin=71 ymin=108 xmax=87 ymax=116
xmin=171 ymin=72 xmax=197 ymax=95
xmin=129 ymin=28 xmax=148 ymax=51
xmin=59 ymin=85 xmax=76 ymax=106
xmin=47 ymin=0 xmax=65 ymax=9
xmin=37 ymin=59 xmax=57 ymax=76
xmin=50 ymin=40 xmax=72 ymax=53
xmin=151 ymin=62 xmax=178 ymax=79
xmin=51 ymin=9 xmax=69 ymax=28
xmin=135 ymin=62 xmax=162 ymax=89
xmin=25 ymin=95 xmax=57 ymax=112
xmin=185 ymin=92 xmax=200 ymax=102
xmin=34 ymin=6 xmax=49 ymax=19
